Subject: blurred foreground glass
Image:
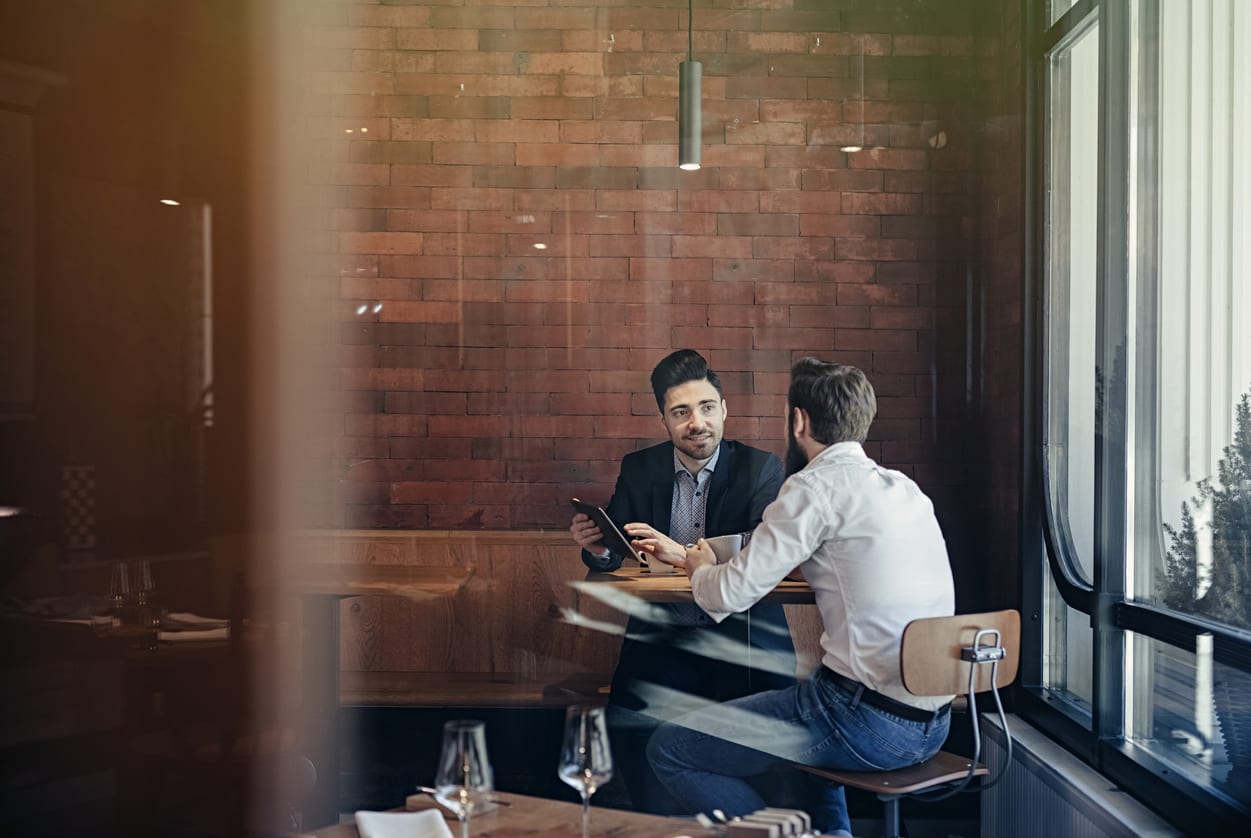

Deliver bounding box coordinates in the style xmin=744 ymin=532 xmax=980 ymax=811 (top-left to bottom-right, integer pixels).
xmin=434 ymin=720 xmax=494 ymax=838
xmin=557 ymin=704 xmax=614 ymax=838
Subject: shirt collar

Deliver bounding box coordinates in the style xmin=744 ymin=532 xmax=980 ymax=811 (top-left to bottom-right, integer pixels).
xmin=674 ymin=444 xmax=721 ymax=479
xmin=807 ymin=440 xmax=868 ymax=467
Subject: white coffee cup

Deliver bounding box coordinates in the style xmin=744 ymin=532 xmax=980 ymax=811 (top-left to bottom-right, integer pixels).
xmin=703 ymin=533 xmax=743 ymax=564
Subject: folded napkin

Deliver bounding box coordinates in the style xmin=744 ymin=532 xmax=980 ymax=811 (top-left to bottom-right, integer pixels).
xmin=355 ymin=809 xmax=453 ymax=838
xmin=158 ymin=627 xmax=229 ymax=643
xmin=162 ymin=611 xmax=230 ymax=630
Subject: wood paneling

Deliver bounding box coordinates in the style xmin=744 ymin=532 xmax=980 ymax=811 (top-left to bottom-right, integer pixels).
xmin=291 ymin=530 xmax=824 ymax=704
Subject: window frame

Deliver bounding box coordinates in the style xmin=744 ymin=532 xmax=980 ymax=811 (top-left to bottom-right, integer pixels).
xmin=1023 ymin=0 xmax=1251 ymax=830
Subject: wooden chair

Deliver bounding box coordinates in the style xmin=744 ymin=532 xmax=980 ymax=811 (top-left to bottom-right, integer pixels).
xmin=800 ymin=609 xmax=1020 ymax=838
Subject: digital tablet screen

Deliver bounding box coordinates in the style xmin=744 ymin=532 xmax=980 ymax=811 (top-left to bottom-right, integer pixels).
xmin=570 ymin=498 xmax=647 ymax=567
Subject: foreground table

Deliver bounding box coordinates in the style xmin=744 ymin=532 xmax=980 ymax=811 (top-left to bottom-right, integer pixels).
xmin=307 ymin=790 xmax=708 ymax=838
xmin=295 ymin=563 xmax=475 ymax=828
xmin=581 ymin=565 xmax=815 ymax=604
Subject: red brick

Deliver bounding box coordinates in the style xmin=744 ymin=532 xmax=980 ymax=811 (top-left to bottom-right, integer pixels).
xmin=391 ymin=118 xmax=475 ymax=142
xmin=339 ymin=232 xmax=424 ymax=254
xmin=837 ymin=284 xmax=917 ymax=307
xmin=635 ymin=212 xmax=716 ymax=236
xmin=434 ymin=142 xmax=517 ymax=166
xmin=842 ymin=193 xmax=923 ymax=215
xmin=429 ymin=188 xmax=514 ymax=211
xmin=753 ymin=237 xmax=838 ymax=260
xmin=348 ymin=5 xmax=430 ymax=27
xmin=466 ymin=390 xmax=553 ymax=415
xmin=836 ymin=329 xmax=917 ymax=352
xmin=674 ymin=236 xmax=753 ymax=259
xmin=790 ymin=305 xmax=871 ymax=328
xmin=345 ymin=186 xmax=431 ymax=208
xmin=551 ymin=211 xmax=633 ymax=235
xmin=709 ymin=304 xmax=790 ymax=327
xmin=755 ymin=283 xmax=838 ymax=305
xmin=307 ymin=27 xmax=395 ymax=51
xmin=871 ymin=307 xmax=936 ymax=329
xmin=600 ymin=192 xmax=680 ymax=213
xmin=561 ymin=121 xmax=645 ymax=145
xmin=849 ymin=147 xmax=930 ymax=171
xmin=427 ymin=505 xmax=510 ymax=529
xmin=725 ymin=121 xmax=806 ymax=147
xmin=673 ymin=281 xmax=754 ymax=306
xmin=713 ymin=259 xmax=795 ymax=283
xmin=516 ymin=8 xmax=597 ymax=30
xmin=719 ymin=168 xmax=803 ymax=191
xmin=587 ymin=235 xmax=672 ymax=259
xmin=679 ymin=191 xmax=762 ymax=214
xmin=752 ymin=326 xmax=837 ymax=350
xmin=799 ymin=214 xmax=880 ymax=237
xmin=718 ymin=214 xmax=799 ymax=237
xmin=471 ymin=437 xmax=555 ymax=461
xmin=340 ymin=277 xmax=413 ymax=302
xmin=390 ymin=438 xmax=473 ymax=460
xmin=801 ymin=169 xmax=884 ymax=192
xmin=835 ymin=238 xmax=918 ymax=261
xmin=429 ymin=6 xmax=515 ymax=29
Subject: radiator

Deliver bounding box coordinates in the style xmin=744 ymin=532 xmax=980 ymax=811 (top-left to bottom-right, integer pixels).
xmin=980 ymin=715 xmax=1181 ymax=838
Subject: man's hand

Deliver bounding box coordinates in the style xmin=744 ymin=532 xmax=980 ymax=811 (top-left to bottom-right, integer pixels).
xmin=682 ymin=540 xmax=716 ymax=578
xmin=570 ymin=513 xmax=607 ymax=555
xmin=622 ymin=523 xmax=687 ymax=568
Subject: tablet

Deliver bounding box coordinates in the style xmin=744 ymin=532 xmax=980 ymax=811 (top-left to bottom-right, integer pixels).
xmin=570 ymin=498 xmax=648 ymax=567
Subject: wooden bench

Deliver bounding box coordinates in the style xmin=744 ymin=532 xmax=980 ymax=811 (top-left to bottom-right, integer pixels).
xmin=287 ymin=529 xmax=823 ymax=710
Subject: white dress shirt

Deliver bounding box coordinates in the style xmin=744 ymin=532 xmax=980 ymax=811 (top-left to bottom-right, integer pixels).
xmin=690 ymin=441 xmax=955 ymax=710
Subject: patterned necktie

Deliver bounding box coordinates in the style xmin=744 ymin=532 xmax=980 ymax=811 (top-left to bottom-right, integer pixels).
xmin=667 ymin=467 xmax=713 ymax=626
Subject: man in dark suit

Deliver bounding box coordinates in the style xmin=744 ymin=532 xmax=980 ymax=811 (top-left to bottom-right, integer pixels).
xmin=570 ymin=349 xmax=797 ymax=815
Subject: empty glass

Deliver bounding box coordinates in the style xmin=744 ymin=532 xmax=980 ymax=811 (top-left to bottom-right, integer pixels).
xmin=557 ymin=705 xmax=613 ymax=838
xmin=434 ymin=720 xmax=494 ymax=838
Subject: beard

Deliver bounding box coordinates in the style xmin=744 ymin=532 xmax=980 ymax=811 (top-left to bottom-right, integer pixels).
xmin=785 ymin=422 xmax=808 ymax=476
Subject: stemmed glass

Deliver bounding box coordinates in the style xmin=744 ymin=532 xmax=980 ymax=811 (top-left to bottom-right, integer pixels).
xmin=557 ymin=704 xmax=614 ymax=838
xmin=434 ymin=720 xmax=494 ymax=838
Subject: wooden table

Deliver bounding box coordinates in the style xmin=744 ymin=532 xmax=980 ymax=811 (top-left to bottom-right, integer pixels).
xmin=308 ymin=790 xmax=709 ymax=837
xmin=580 ymin=566 xmax=816 ymax=604
xmin=295 ymin=563 xmax=475 ymax=828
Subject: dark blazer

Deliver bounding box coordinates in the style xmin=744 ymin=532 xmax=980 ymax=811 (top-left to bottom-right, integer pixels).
xmin=581 ymin=439 xmax=785 ymax=573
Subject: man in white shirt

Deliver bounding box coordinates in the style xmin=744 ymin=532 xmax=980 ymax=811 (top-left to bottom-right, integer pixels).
xmin=645 ymin=359 xmax=955 ymax=838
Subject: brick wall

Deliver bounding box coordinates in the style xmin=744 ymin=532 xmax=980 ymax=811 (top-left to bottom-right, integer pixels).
xmin=296 ymin=0 xmax=1012 ymax=540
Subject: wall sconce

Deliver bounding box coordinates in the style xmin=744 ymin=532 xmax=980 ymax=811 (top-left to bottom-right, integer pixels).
xmin=678 ymin=0 xmax=701 ymax=170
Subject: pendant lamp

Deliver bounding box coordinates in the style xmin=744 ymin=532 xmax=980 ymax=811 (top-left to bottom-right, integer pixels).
xmin=678 ymin=0 xmax=701 ymax=170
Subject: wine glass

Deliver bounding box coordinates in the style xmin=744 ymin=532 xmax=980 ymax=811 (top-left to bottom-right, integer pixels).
xmin=557 ymin=704 xmax=614 ymax=838
xmin=433 ymin=720 xmax=494 ymax=838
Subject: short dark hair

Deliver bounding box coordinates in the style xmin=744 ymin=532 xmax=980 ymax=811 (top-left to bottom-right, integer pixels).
xmin=788 ymin=358 xmax=876 ymax=444
xmin=650 ymin=349 xmax=723 ymax=412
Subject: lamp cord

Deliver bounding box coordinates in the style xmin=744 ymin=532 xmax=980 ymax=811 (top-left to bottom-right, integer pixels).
xmin=688 ymin=0 xmax=693 ymax=60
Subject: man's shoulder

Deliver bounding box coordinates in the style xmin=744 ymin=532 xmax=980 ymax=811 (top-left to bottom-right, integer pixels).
xmin=620 ymin=442 xmax=672 ymax=468
xmin=720 ymin=440 xmax=782 ymax=471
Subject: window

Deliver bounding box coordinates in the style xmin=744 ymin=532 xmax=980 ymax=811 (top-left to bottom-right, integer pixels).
xmin=1030 ymin=0 xmax=1250 ymax=829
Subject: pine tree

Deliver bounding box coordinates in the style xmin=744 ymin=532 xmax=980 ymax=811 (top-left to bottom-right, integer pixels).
xmin=1160 ymin=391 xmax=1251 ymax=631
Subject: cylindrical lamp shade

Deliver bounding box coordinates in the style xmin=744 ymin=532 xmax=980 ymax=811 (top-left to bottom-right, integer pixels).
xmin=678 ymin=60 xmax=702 ymax=170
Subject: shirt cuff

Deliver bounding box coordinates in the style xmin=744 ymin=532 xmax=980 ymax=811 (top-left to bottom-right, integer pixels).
xmin=689 ymin=564 xmax=731 ymax=623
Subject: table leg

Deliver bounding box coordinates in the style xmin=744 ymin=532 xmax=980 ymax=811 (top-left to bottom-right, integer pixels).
xmin=302 ymin=594 xmax=341 ymax=828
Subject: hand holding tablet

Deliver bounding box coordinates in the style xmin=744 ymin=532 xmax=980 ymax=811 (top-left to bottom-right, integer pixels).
xmin=570 ymin=498 xmax=649 ymax=568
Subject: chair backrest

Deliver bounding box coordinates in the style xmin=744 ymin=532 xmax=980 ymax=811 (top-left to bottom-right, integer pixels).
xmin=899 ymin=609 xmax=1020 ymax=697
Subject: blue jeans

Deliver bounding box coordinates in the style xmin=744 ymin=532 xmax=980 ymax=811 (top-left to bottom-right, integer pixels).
xmin=645 ymin=666 xmax=951 ymax=835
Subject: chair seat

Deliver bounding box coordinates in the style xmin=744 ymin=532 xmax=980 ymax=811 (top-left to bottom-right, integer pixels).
xmin=799 ymin=750 xmax=988 ymax=796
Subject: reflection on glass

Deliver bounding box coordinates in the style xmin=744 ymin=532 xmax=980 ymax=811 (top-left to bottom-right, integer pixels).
xmin=1129 ymin=633 xmax=1251 ymax=808
xmin=1044 ymin=18 xmax=1099 ymax=586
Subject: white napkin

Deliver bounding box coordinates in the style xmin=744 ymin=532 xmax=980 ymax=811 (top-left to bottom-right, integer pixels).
xmin=355 ymin=809 xmax=454 ymax=838
xmin=163 ymin=611 xmax=230 ymax=629
xmin=158 ymin=627 xmax=229 ymax=642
